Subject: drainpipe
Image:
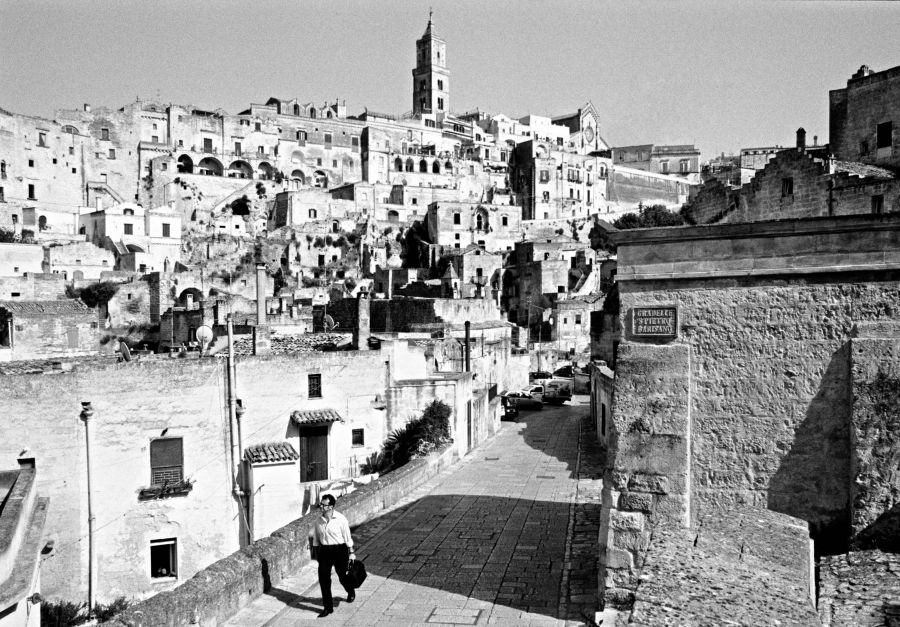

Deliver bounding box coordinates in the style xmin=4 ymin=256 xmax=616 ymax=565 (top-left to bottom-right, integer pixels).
xmin=226 ymin=316 xmax=246 ymax=544
xmin=80 ymin=402 xmax=96 ymax=614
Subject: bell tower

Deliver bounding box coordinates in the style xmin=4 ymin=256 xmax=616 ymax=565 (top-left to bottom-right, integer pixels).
xmin=412 ymin=11 xmax=449 ymax=118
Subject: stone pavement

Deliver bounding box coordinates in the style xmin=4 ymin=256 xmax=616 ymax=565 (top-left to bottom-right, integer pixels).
xmin=225 ymin=397 xmax=603 ymax=626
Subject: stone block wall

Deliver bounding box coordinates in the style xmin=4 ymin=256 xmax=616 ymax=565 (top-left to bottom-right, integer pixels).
xmin=819 ymin=550 xmax=900 ymax=626
xmin=106 ymin=444 xmax=460 ymax=627
xmin=600 ymin=343 xmax=690 ymax=607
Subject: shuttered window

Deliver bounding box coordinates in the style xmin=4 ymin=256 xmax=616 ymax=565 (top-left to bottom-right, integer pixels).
xmin=151 ymin=438 xmax=183 ymax=486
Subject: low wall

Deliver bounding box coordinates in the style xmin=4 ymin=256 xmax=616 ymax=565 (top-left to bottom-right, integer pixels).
xmin=106 ymin=444 xmax=460 ymax=627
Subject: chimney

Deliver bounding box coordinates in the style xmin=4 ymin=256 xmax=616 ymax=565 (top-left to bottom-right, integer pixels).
xmin=84 ymin=103 xmax=91 ymax=113
xmin=256 ymin=263 xmax=267 ymax=325
xmin=354 ymin=291 xmax=371 ymax=349
xmin=796 ymin=127 xmax=806 ymax=152
xmin=813 ymin=135 xmax=818 ymax=147
xmin=464 ymin=321 xmax=471 ymax=372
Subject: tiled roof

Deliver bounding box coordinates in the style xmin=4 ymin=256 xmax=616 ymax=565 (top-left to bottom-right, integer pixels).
xmin=290 ymin=408 xmax=344 ymax=425
xmin=833 ymin=160 xmax=897 ymax=180
xmin=244 ymin=441 xmax=299 ymax=464
xmin=0 ymin=300 xmax=93 ymax=316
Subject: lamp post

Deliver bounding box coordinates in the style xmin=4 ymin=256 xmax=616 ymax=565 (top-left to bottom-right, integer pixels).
xmin=80 ymin=401 xmax=96 ymax=615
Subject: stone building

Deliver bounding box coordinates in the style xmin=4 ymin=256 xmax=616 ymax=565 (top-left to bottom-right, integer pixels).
xmin=611 ymin=143 xmax=701 ymax=182
xmin=686 ymin=129 xmax=900 ymax=224
xmin=830 ymin=63 xmax=900 ymax=171
xmin=44 ymin=240 xmax=115 ymax=280
xmin=0 ymin=464 xmax=48 ymax=627
xmin=0 ymin=244 xmax=43 ymax=278
xmin=594 ymin=212 xmax=900 ymax=617
xmin=426 ymin=200 xmax=521 ymax=253
xmin=0 ymin=299 xmax=99 ymax=362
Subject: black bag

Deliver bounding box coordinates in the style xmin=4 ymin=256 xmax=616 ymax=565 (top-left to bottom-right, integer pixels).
xmin=346 ymin=559 xmax=367 ymax=588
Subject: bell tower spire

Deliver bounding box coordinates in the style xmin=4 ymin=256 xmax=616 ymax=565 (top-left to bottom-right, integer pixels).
xmin=412 ymin=11 xmax=449 ymax=119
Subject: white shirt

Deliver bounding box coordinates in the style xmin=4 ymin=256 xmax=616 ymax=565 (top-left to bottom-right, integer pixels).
xmin=313 ymin=510 xmax=354 ymax=549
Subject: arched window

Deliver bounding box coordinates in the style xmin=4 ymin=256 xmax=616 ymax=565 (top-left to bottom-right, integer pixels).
xmin=293 ymin=104 xmax=300 ymax=116
xmin=394 ymin=157 xmax=403 ymax=171
xmin=476 ymin=214 xmax=484 ymax=230
xmin=419 ymin=159 xmax=428 ymax=173
xmin=332 ymin=221 xmax=339 ymax=233
xmin=309 ymin=209 xmax=317 ymax=219
xmin=309 ymin=108 xmax=317 ymax=119
xmin=444 ymin=161 xmax=453 ymax=173
xmin=405 ymin=158 xmax=414 ymax=172
xmin=432 ymin=161 xmax=441 ymax=174
xmin=326 ymin=110 xmax=333 ymax=118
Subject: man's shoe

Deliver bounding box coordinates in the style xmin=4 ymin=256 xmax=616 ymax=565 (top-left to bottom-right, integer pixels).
xmin=317 ymin=609 xmax=333 ymax=618
xmin=347 ymin=592 xmax=356 ymax=603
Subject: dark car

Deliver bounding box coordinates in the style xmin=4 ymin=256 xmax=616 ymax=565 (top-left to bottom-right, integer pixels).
xmin=529 ymin=371 xmax=552 ymax=384
xmin=501 ymin=390 xmax=544 ymax=411
xmin=552 ymin=365 xmax=574 ymax=378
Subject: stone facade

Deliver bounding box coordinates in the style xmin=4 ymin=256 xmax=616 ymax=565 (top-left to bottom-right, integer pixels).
xmin=830 ymin=63 xmax=900 ymax=171
xmin=0 ymin=299 xmax=99 ymax=361
xmin=818 ymin=550 xmax=900 ymax=626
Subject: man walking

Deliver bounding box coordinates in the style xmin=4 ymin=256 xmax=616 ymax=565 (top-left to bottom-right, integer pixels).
xmin=312 ymin=493 xmax=356 ymax=617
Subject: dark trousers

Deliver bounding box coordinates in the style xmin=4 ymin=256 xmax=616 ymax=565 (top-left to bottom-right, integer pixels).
xmin=317 ymin=543 xmax=354 ymax=610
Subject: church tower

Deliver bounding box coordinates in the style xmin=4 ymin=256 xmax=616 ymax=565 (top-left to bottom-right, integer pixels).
xmin=412 ymin=11 xmax=449 ymax=118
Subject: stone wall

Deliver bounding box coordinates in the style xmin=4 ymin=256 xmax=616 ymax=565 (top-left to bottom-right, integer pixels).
xmin=105 ymin=444 xmax=460 ymax=627
xmin=624 ymin=508 xmax=817 ymax=625
xmin=367 ymin=297 xmax=500 ymax=333
xmin=819 ymin=550 xmax=900 ymax=626
xmin=0 ymin=273 xmax=67 ymax=300
xmin=849 ymin=332 xmax=900 ymax=551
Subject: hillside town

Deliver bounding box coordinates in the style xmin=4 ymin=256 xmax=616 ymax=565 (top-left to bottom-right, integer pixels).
xmin=1 ymin=12 xmax=899 ymax=627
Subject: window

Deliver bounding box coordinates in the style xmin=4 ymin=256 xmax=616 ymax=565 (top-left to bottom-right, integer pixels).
xmin=425 ymin=119 xmax=436 ymax=128
xmin=455 ymin=233 xmax=460 ymax=240
xmin=234 ymin=141 xmax=242 ymax=155
xmin=502 ymin=215 xmax=508 ymax=226
xmin=872 ymin=195 xmax=885 ymax=214
xmin=876 ymin=121 xmax=893 ymax=149
xmin=437 ymin=97 xmax=444 ymax=111
xmin=254 ymin=122 xmax=261 ymax=131
xmin=162 ymin=223 xmax=171 ymax=237
xmin=203 ymin=138 xmax=213 ymax=152
xmin=108 ymin=148 xmax=116 ymax=159
xmin=0 ymin=187 xmax=3 ymax=202
xmin=28 ymin=159 xmax=34 ymax=168
xmin=150 ymin=438 xmax=183 ymax=485
xmin=680 ymin=160 xmax=689 ymax=173
xmin=324 ymin=133 xmax=332 ymax=144
xmin=72 ymin=167 xmax=77 ymax=174
xmin=575 ymin=314 xmax=582 ymax=325
xmin=660 ymin=161 xmax=669 ymax=174
xmin=38 ymin=132 xmax=46 ymax=146
xmin=124 ymin=223 xmax=133 ymax=235
xmin=542 ymin=191 xmax=550 ymax=202
xmin=152 ymin=135 xmax=159 ymax=143
xmin=860 ymin=139 xmax=869 ymax=156
xmin=437 ymin=79 xmax=444 ymax=91
xmin=453 ymin=213 xmax=461 ymax=225
xmin=332 ymin=160 xmax=338 ymax=168
xmin=101 ymin=128 xmax=109 ymax=141
xmin=781 ymin=177 xmax=794 ymax=197
xmin=308 ymin=373 xmax=322 ymax=398
xmin=352 ymin=429 xmax=365 ymax=447
xmin=150 ymin=538 xmax=177 ymax=579
xmin=539 ymin=170 xmax=550 ymax=183
xmin=557 ymin=286 xmax=565 ymax=293
xmin=351 ymin=136 xmax=359 ymax=147
xmin=317 ymin=158 xmax=323 ymax=166
xmin=27 ymin=184 xmax=36 ymax=200
xmin=1 ymin=161 xmax=6 ymax=178
xmin=161 ymin=162 xmax=168 ymax=171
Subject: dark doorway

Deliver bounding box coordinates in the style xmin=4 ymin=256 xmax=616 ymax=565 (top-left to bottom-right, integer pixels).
xmin=299 ymin=425 xmax=329 ymax=482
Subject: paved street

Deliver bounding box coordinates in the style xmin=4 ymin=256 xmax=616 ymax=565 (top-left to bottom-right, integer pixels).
xmin=225 ymin=396 xmax=603 ymax=627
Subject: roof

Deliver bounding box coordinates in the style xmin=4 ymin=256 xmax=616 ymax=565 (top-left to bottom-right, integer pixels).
xmin=244 ymin=441 xmax=299 ymax=464
xmin=833 ymin=160 xmax=897 ymax=180
xmin=0 ymin=300 xmax=93 ymax=316
xmin=290 ymin=408 xmax=344 ymax=425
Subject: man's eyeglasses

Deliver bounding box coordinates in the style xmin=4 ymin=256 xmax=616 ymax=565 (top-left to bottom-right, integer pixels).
xmin=318 ymin=502 xmax=333 ymax=508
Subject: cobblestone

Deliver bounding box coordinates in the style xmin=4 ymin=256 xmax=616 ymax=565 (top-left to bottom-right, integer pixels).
xmin=225 ymin=397 xmax=600 ymax=626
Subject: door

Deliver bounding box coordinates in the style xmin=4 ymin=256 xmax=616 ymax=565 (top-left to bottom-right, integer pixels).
xmin=299 ymin=425 xmax=329 ymax=482
xmin=466 ymin=401 xmax=472 ymax=452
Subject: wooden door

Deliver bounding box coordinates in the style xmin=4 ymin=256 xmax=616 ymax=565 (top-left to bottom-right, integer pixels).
xmin=299 ymin=425 xmax=329 ymax=482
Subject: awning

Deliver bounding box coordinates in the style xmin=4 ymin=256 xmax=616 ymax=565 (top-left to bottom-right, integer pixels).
xmin=244 ymin=441 xmax=299 ymax=464
xmin=291 ymin=408 xmax=344 ymax=425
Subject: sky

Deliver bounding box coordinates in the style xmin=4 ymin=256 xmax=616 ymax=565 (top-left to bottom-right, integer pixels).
xmin=1 ymin=0 xmax=897 ymax=160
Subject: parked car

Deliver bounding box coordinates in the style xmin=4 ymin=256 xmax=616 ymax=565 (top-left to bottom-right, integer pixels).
xmin=543 ymin=380 xmax=572 ymax=405
xmin=501 ymin=389 xmax=544 ymax=410
xmin=552 ymin=365 xmax=574 ymax=378
xmin=529 ymin=371 xmax=552 ymax=384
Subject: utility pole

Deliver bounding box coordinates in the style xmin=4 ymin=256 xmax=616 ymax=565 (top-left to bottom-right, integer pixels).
xmin=80 ymin=402 xmax=96 ymax=615
xmin=225 ymin=315 xmax=247 ymax=546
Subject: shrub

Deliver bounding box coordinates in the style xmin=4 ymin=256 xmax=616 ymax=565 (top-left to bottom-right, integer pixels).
xmin=41 ymin=597 xmax=130 ymax=626
xmin=364 ymin=400 xmax=452 ymax=473
xmin=75 ymin=281 xmax=120 ymax=308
